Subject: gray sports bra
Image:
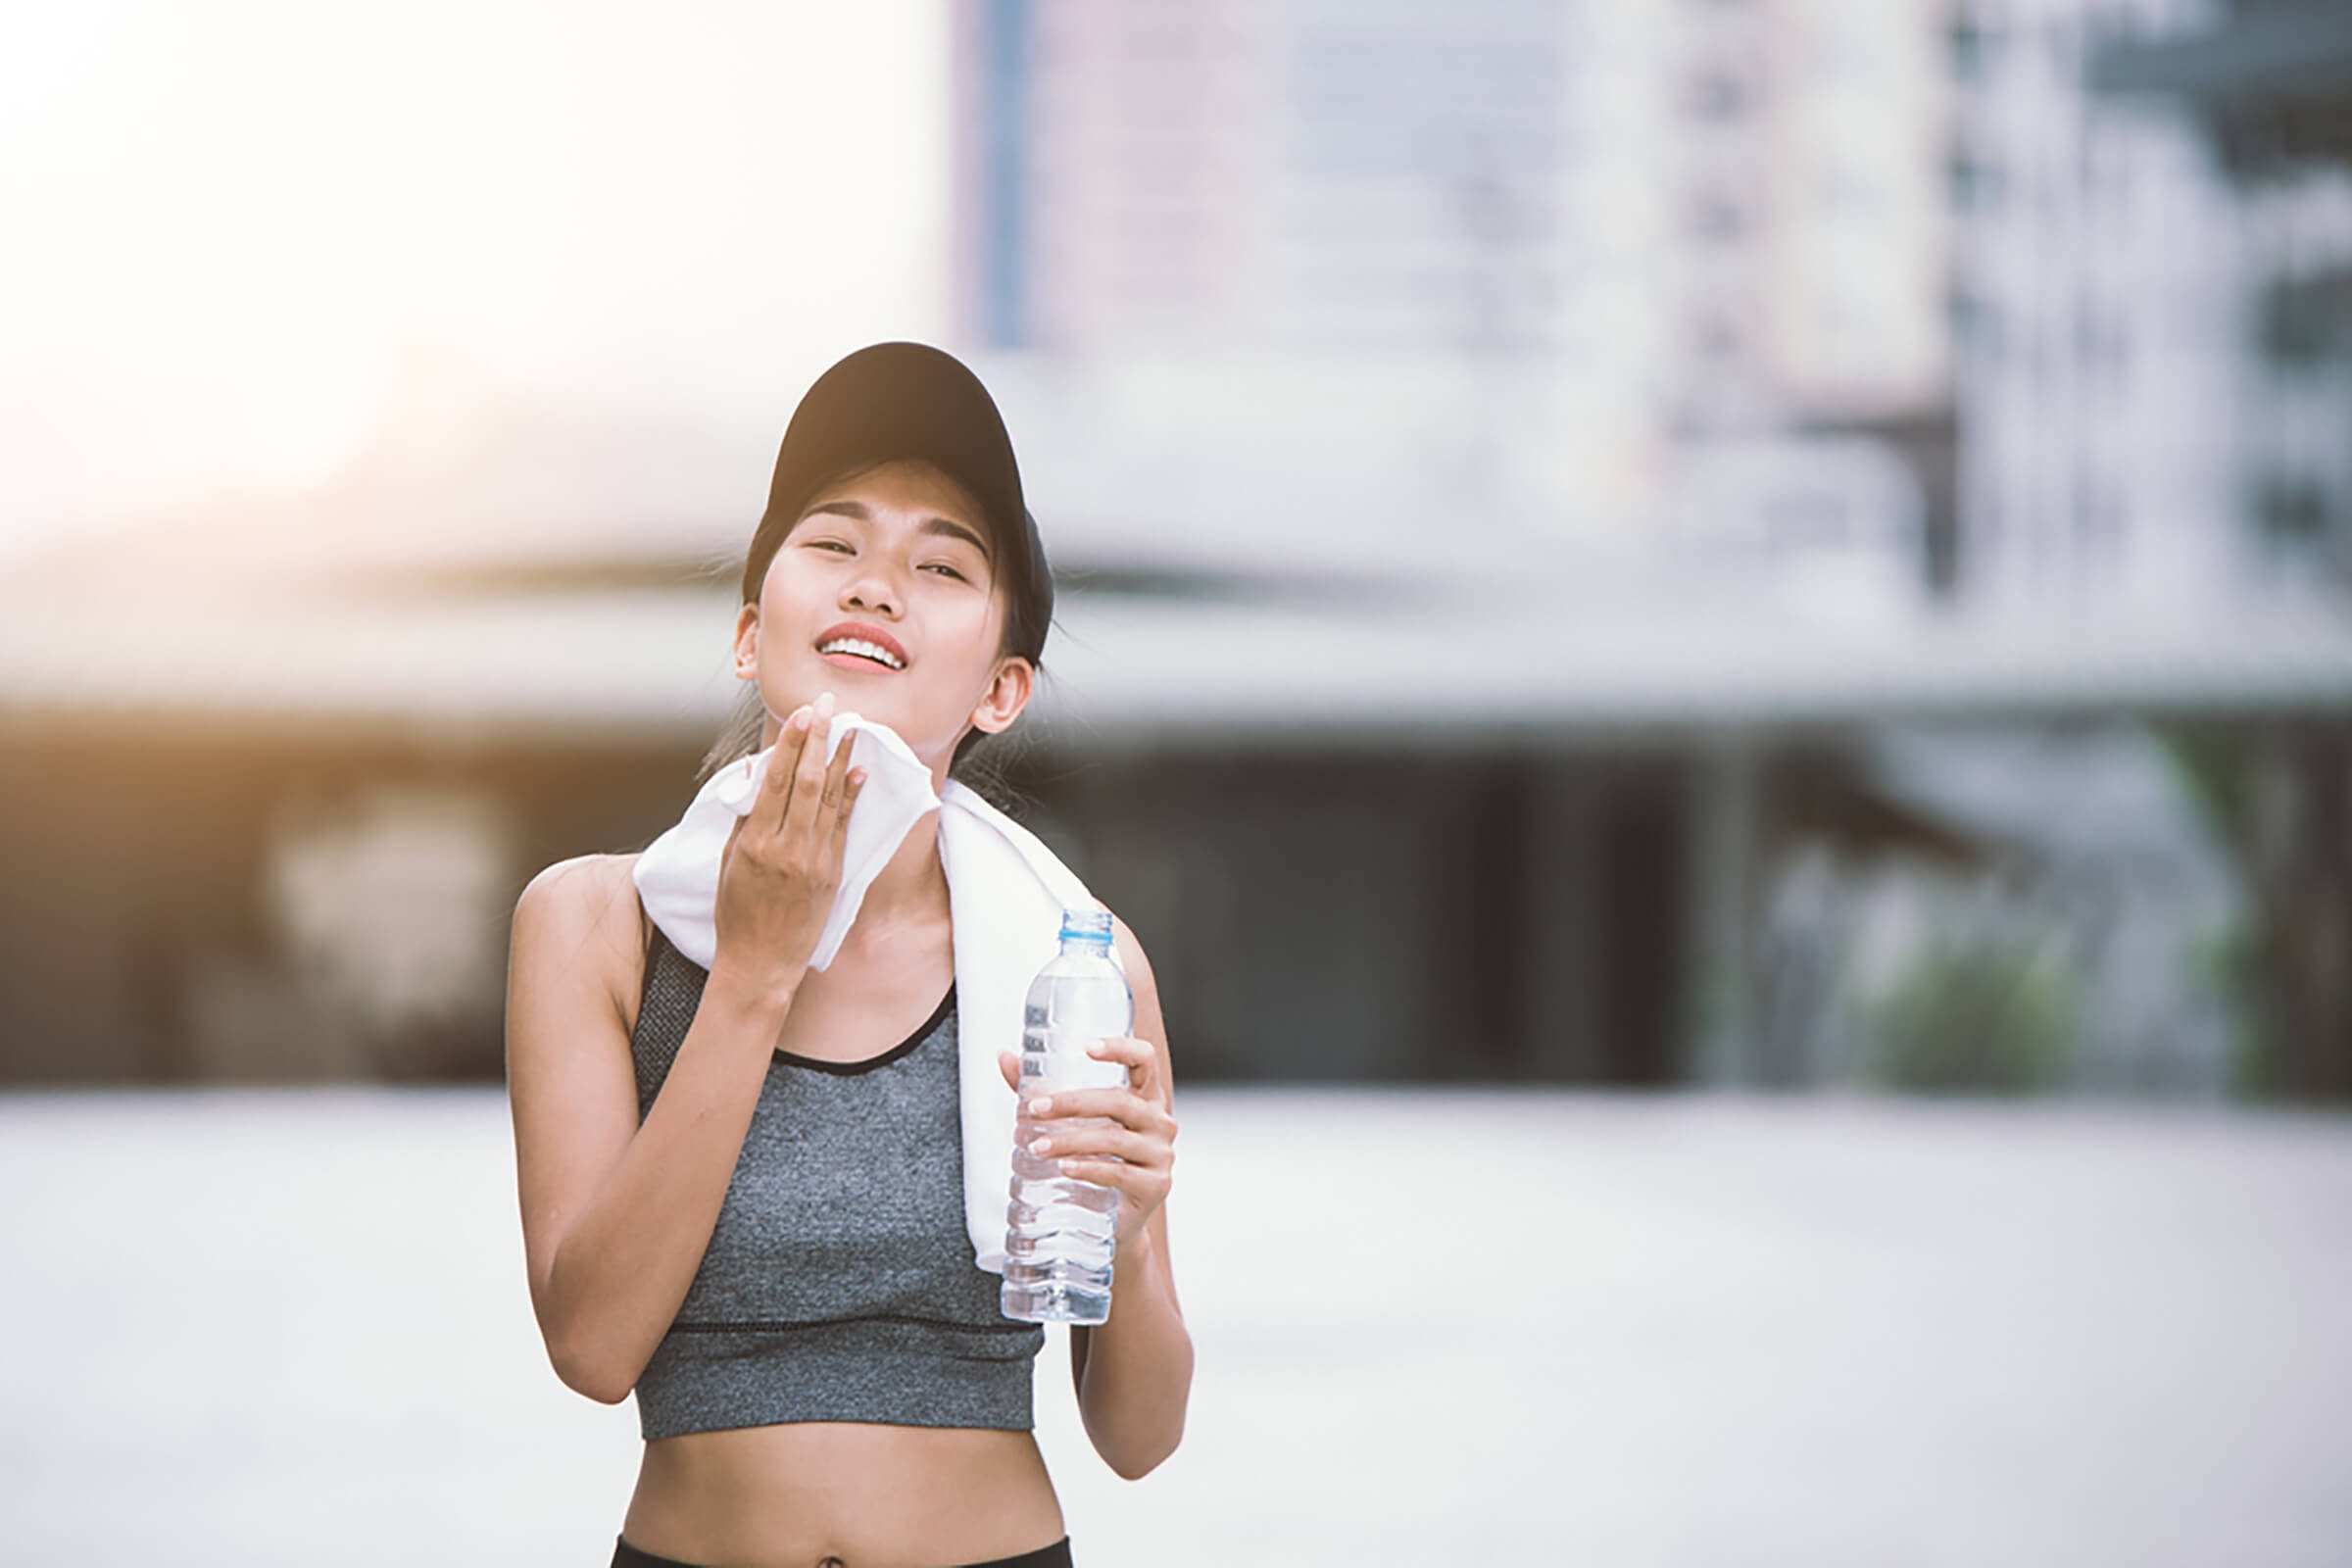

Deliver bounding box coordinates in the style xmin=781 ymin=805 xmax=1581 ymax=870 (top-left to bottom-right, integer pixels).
xmin=625 ymin=914 xmax=1045 ymax=1442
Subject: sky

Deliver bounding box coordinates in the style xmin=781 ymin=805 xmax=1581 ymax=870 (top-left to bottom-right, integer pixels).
xmin=0 ymin=0 xmax=949 ymax=563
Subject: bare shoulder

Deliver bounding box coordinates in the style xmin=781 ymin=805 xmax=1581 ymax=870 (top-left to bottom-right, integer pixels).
xmin=512 ymin=852 xmax=646 ymax=1035
xmin=1106 ymin=910 xmax=1173 ymax=1093
xmin=1106 ymin=910 xmax=1159 ymax=999
xmin=517 ymin=849 xmax=640 ymax=920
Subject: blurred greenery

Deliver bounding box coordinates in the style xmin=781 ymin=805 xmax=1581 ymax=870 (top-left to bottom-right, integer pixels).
xmin=1862 ymin=933 xmax=2079 ymax=1093
xmin=2157 ymin=731 xmax=2249 ymax=848
xmin=2180 ymin=913 xmax=2262 ymax=1099
xmin=2157 ymin=730 xmax=2284 ymax=1101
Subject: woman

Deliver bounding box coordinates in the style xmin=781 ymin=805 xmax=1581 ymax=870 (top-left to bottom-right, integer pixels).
xmin=505 ymin=342 xmax=1192 ymax=1568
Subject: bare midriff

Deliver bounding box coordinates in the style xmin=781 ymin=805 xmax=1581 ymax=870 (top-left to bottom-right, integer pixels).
xmin=619 ymin=1421 xmax=1065 ymax=1568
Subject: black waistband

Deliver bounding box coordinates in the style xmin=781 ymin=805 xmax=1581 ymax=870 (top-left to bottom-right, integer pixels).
xmin=612 ymin=1531 xmax=1074 ymax=1567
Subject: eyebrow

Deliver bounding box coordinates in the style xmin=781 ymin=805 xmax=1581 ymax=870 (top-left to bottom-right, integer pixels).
xmin=798 ymin=499 xmax=993 ymax=565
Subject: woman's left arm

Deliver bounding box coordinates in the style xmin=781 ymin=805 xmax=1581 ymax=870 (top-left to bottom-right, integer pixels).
xmin=997 ymin=914 xmax=1193 ymax=1480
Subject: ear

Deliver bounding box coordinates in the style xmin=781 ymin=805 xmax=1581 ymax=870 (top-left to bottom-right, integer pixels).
xmin=733 ymin=602 xmax=760 ymax=680
xmin=967 ymin=655 xmax=1036 ymax=739
xmin=968 ymin=658 xmax=1035 ymax=743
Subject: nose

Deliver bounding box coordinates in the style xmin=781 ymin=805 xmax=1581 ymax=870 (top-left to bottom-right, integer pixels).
xmin=843 ymin=568 xmax=902 ymax=618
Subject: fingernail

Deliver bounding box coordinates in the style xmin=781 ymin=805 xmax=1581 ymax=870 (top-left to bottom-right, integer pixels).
xmin=1027 ymin=1097 xmax=1051 ymax=1115
xmin=1029 ymin=1137 xmax=1053 ymax=1154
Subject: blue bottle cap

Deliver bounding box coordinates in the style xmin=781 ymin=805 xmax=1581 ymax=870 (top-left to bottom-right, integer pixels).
xmin=1058 ymin=906 xmax=1112 ymax=944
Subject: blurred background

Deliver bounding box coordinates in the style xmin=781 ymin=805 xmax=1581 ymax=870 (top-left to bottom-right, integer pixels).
xmin=3 ymin=1 xmax=2350 ymax=1563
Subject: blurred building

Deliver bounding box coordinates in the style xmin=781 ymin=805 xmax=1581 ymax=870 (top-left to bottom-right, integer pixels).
xmin=1947 ymin=0 xmax=2352 ymax=613
xmin=952 ymin=0 xmax=1954 ymax=590
xmin=2092 ymin=0 xmax=2352 ymax=598
xmin=1 ymin=0 xmax=2349 ymax=1101
xmin=3 ymin=343 xmax=2346 ymax=1097
xmin=953 ymin=0 xmax=1947 ymax=402
xmin=2081 ymin=0 xmax=2352 ymax=1099
xmin=931 ymin=0 xmax=2352 ymax=1101
xmin=1947 ymin=0 xmax=2243 ymax=609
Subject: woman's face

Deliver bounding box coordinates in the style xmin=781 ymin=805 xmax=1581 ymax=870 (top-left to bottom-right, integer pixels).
xmin=734 ymin=457 xmax=1032 ymax=776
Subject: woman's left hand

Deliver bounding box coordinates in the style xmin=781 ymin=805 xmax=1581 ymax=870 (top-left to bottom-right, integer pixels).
xmin=998 ymin=1038 xmax=1178 ymax=1251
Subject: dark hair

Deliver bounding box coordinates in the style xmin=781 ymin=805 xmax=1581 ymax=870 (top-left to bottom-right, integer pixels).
xmin=694 ymin=455 xmax=1051 ymax=809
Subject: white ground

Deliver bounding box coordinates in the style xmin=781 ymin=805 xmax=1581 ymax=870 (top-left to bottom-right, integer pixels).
xmin=3 ymin=1085 xmax=2347 ymax=1567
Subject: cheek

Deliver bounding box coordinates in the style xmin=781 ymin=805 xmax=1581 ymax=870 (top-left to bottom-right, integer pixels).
xmin=760 ymin=549 xmax=801 ymax=608
xmin=757 ymin=556 xmax=821 ymax=634
xmin=745 ymin=569 xmax=804 ymax=682
xmin=942 ymin=599 xmax=1005 ymax=678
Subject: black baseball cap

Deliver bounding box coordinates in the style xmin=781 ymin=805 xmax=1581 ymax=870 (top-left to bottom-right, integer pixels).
xmin=745 ymin=340 xmax=1054 ymax=666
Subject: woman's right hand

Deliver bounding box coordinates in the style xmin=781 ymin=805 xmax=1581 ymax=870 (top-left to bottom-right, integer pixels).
xmin=711 ymin=691 xmax=866 ymax=1006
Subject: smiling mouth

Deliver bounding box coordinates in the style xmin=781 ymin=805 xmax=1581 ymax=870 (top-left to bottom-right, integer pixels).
xmin=815 ymin=636 xmax=907 ymax=671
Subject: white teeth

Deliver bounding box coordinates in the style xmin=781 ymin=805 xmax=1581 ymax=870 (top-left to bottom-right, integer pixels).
xmin=819 ymin=636 xmax=904 ymax=669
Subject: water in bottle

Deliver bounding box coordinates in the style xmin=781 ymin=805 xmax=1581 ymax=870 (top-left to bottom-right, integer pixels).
xmin=1002 ymin=905 xmax=1133 ymax=1325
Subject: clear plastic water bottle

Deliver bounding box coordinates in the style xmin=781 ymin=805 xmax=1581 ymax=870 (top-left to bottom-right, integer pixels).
xmin=1002 ymin=906 xmax=1133 ymax=1325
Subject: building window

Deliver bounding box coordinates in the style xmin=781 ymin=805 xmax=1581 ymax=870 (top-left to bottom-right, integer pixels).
xmin=1951 ymin=286 xmax=2004 ymax=362
xmin=1948 ymin=13 xmax=2001 ymax=82
xmin=2255 ymin=476 xmax=2332 ymax=553
xmin=1949 ymin=149 xmax=2005 ymax=212
xmin=2258 ymin=272 xmax=2352 ymax=371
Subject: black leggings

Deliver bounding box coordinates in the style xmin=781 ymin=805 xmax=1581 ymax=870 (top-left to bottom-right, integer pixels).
xmin=611 ymin=1533 xmax=1073 ymax=1568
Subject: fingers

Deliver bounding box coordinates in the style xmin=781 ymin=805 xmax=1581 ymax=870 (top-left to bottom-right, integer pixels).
xmin=1025 ymin=1081 xmax=1178 ymax=1140
xmin=1024 ymin=1118 xmax=1161 ymax=1166
xmin=998 ymin=1050 xmax=1020 ymax=1093
xmin=822 ymin=726 xmax=864 ymax=858
xmin=1082 ymin=1035 xmax=1160 ymax=1103
xmin=758 ymin=702 xmax=812 ymax=835
xmin=777 ymin=692 xmax=839 ymax=843
xmin=1055 ymin=1153 xmax=1173 ymax=1207
xmin=1021 ymin=1040 xmax=1178 ymax=1229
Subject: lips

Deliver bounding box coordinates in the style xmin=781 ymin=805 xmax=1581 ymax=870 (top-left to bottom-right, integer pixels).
xmin=814 ymin=620 xmax=908 ymax=669
xmin=821 ymin=648 xmax=899 ymax=672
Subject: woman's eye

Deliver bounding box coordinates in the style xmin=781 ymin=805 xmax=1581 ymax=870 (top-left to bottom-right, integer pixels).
xmin=804 ymin=538 xmax=963 ymax=580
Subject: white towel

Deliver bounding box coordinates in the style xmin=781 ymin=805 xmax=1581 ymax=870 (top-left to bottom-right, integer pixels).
xmin=630 ymin=710 xmax=1124 ymax=1275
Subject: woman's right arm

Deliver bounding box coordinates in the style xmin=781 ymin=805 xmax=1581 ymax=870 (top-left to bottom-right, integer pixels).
xmin=505 ymin=858 xmax=802 ymax=1404
xmin=505 ymin=694 xmax=862 ymax=1403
